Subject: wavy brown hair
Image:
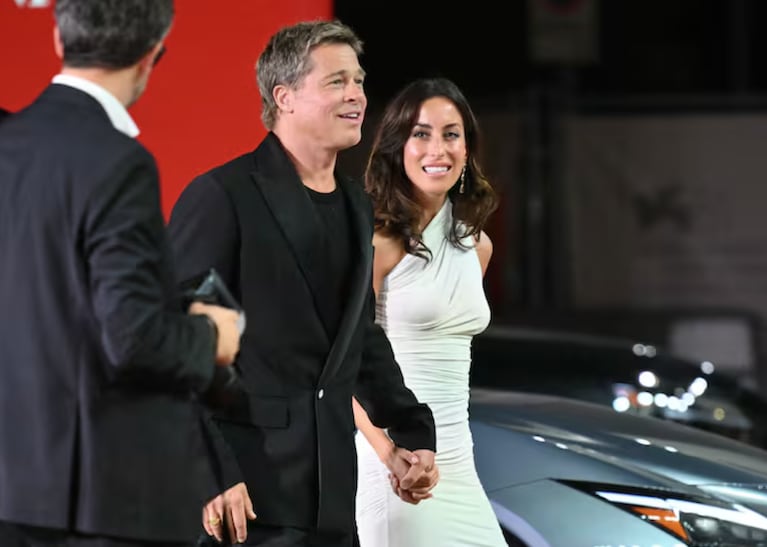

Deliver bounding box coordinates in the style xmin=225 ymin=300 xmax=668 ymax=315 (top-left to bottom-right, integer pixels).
xmin=365 ymin=77 xmax=498 ymax=259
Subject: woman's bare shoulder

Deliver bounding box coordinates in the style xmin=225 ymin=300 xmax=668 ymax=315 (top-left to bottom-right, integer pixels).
xmin=372 ymin=232 xmax=406 ymax=275
xmin=475 ymin=230 xmax=493 ymax=276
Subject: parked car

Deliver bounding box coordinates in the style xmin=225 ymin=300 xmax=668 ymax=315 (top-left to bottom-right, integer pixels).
xmin=470 ymin=387 xmax=767 ymax=546
xmin=470 ymin=325 xmax=767 ymax=448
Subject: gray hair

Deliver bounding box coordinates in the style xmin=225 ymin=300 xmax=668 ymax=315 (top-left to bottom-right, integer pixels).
xmin=256 ymin=20 xmax=363 ymax=130
xmin=55 ymin=0 xmax=173 ymax=69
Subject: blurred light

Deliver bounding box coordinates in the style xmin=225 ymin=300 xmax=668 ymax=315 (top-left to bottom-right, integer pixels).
xmin=638 ymin=370 xmax=659 ymax=388
xmin=613 ymin=396 xmax=631 ymax=412
xmin=654 ymin=393 xmax=669 ymax=408
xmin=637 ymin=391 xmax=654 ymax=407
xmin=692 ymin=516 xmax=719 ymax=535
xmin=681 ymin=392 xmax=696 ymax=407
xmin=633 ymin=343 xmax=658 ymax=358
xmin=677 ymin=401 xmax=689 ymax=413
xmin=532 ymin=435 xmax=545 ymax=443
xmin=667 ymin=396 xmax=681 ymax=411
xmin=689 ymin=377 xmax=708 ymax=397
xmin=664 ymin=445 xmax=679 ymax=453
xmin=714 ymin=407 xmax=726 ymax=421
xmin=635 ymin=438 xmax=652 ymax=446
xmin=555 ymin=443 xmax=569 ymax=450
xmin=701 ymin=361 xmax=715 ymax=375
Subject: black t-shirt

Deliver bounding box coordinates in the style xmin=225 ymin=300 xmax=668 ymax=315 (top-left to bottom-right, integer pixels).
xmin=305 ymin=184 xmax=354 ymax=340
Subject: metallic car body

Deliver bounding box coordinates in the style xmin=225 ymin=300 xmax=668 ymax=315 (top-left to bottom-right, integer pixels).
xmin=470 ymin=326 xmax=767 ymax=448
xmin=470 ymin=388 xmax=767 ymax=546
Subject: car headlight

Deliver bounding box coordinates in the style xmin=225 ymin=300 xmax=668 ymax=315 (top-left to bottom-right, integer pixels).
xmin=563 ymin=480 xmax=767 ymax=545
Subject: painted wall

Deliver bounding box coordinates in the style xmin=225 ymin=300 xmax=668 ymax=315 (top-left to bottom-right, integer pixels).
xmin=1 ymin=0 xmax=332 ymax=216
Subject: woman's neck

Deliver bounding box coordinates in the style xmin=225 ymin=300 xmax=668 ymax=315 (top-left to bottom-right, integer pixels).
xmin=417 ymin=195 xmax=448 ymax=231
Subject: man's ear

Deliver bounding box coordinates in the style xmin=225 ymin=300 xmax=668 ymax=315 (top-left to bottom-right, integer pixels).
xmin=53 ymin=25 xmax=64 ymax=59
xmin=273 ymin=84 xmax=293 ymax=114
xmin=138 ymin=42 xmax=164 ymax=72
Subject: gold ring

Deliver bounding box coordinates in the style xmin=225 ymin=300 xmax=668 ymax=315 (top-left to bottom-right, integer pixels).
xmin=209 ymin=517 xmax=221 ymax=526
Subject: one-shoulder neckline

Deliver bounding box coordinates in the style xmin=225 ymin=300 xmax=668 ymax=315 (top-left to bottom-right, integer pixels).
xmin=421 ymin=199 xmax=451 ymax=243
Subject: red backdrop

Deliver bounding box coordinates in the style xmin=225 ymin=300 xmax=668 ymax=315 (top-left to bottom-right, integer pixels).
xmin=1 ymin=0 xmax=332 ymax=217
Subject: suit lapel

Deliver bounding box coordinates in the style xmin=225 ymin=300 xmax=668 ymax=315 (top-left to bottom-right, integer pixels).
xmin=250 ymin=134 xmax=328 ymax=339
xmin=249 ymin=135 xmax=374 ymax=379
xmin=319 ymin=176 xmax=373 ymax=383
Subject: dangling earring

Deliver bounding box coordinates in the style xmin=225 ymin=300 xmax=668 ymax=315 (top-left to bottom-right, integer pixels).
xmin=459 ymin=164 xmax=466 ymax=194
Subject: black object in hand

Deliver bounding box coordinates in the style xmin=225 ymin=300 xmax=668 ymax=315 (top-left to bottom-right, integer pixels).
xmin=192 ymin=269 xmax=246 ymax=334
xmin=189 ymin=269 xmax=247 ymax=411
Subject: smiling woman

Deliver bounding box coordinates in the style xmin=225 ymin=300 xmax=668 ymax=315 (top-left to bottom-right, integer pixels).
xmin=364 ymin=77 xmax=497 ymax=259
xmin=352 ymin=77 xmax=504 ymax=547
xmin=402 ymin=97 xmax=468 ymax=204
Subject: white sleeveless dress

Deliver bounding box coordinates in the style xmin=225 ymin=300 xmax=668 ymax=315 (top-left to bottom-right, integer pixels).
xmin=355 ymin=200 xmax=506 ymax=547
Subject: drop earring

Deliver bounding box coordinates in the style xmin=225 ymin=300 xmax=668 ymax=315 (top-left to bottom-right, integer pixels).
xmin=459 ymin=164 xmax=466 ymax=194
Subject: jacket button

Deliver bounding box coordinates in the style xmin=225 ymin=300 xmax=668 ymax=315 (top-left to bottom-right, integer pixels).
xmin=318 ymin=389 xmax=324 ymax=399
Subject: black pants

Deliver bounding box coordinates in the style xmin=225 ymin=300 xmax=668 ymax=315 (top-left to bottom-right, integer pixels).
xmin=196 ymin=522 xmax=355 ymax=547
xmin=0 ymin=521 xmax=192 ymax=547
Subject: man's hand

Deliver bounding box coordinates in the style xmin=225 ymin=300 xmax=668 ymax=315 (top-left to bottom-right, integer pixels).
xmin=384 ymin=448 xmax=438 ymax=505
xmin=189 ymin=302 xmax=241 ymax=366
xmin=202 ymin=482 xmax=256 ymax=543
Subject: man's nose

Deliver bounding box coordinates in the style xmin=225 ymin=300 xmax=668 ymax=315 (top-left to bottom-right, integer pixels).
xmin=345 ymin=82 xmax=365 ymax=102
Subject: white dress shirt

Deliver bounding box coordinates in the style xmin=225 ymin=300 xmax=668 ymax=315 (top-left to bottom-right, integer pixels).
xmin=52 ymin=73 xmax=140 ymax=138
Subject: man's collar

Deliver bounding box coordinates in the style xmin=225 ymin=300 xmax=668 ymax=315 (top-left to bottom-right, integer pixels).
xmin=52 ymin=74 xmax=140 ymax=138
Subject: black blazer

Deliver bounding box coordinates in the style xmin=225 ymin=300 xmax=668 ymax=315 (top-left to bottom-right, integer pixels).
xmin=167 ymin=133 xmax=436 ymax=535
xmin=0 ymin=85 xmax=218 ymax=542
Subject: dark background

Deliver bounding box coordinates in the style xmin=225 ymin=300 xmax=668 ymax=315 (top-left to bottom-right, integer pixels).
xmin=333 ymin=0 xmax=767 ymax=389
xmin=336 ymin=0 xmax=767 ymax=105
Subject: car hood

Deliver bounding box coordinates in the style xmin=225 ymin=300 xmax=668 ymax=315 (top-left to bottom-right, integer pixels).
xmin=470 ymin=388 xmax=767 ymax=496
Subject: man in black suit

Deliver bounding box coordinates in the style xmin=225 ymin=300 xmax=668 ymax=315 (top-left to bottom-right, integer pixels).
xmin=0 ymin=1 xmax=242 ymax=546
xmin=167 ymin=20 xmax=438 ymax=547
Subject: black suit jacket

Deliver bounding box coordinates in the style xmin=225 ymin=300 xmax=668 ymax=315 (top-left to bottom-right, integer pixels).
xmin=167 ymin=133 xmax=436 ymax=535
xmin=0 ymin=84 xmax=218 ymax=542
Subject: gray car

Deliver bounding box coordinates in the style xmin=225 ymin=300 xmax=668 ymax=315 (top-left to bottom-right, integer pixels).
xmin=471 ymin=388 xmax=767 ymax=546
xmin=470 ymin=326 xmax=767 ymax=449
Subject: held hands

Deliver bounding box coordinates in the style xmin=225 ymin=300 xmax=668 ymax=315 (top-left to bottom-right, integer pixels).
xmin=189 ymin=302 xmax=241 ymax=366
xmin=202 ymin=482 xmax=257 ymax=544
xmin=384 ymin=447 xmax=439 ymax=505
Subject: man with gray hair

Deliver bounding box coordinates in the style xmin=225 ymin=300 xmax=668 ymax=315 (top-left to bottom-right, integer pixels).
xmin=168 ymin=19 xmax=438 ymax=547
xmin=0 ymin=1 xmax=242 ymax=545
